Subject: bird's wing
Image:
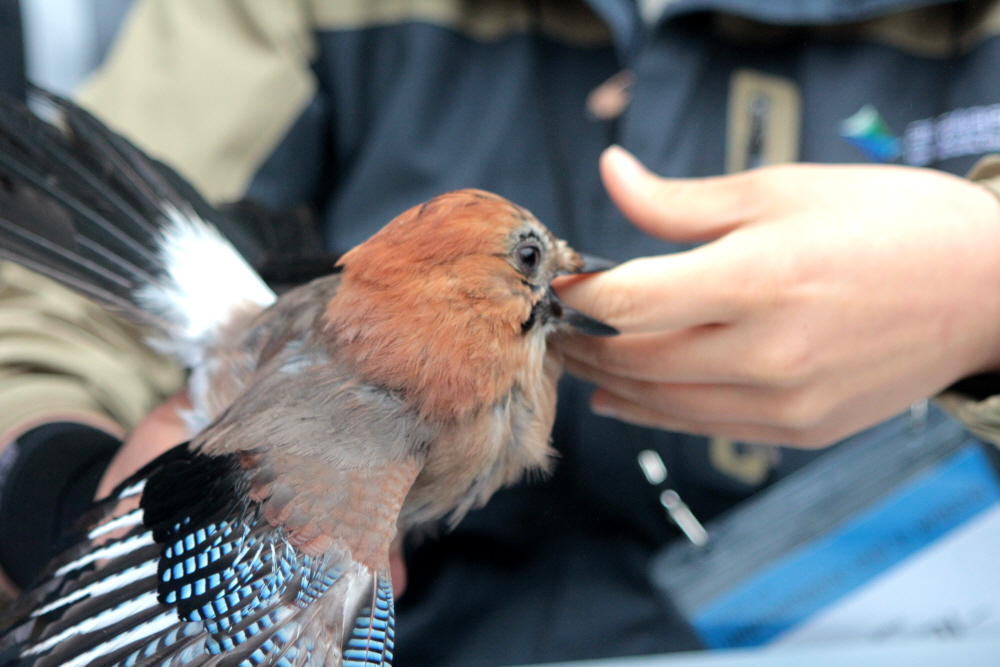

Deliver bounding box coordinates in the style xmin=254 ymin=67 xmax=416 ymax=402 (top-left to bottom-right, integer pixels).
xmin=0 ymin=445 xmax=396 ymax=667
xmin=0 ymin=90 xmax=275 ymax=365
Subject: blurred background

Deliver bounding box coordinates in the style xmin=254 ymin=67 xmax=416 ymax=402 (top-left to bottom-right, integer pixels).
xmin=2 ymin=0 xmax=132 ymax=99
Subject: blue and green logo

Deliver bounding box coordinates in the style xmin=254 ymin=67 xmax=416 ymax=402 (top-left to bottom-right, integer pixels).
xmin=840 ymin=105 xmax=901 ymax=163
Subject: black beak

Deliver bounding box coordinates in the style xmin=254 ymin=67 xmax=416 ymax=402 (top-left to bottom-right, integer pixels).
xmin=561 ymin=305 xmax=619 ymax=336
xmin=578 ymin=253 xmax=618 ymax=274
xmin=548 ymin=252 xmax=619 ymax=336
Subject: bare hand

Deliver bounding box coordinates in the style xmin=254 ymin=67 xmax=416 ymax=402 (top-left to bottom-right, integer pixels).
xmin=95 ymin=390 xmax=192 ymax=499
xmin=556 ymin=146 xmax=1000 ymax=447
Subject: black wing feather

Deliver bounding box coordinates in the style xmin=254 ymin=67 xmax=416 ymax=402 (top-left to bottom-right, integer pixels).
xmin=0 ymin=444 xmax=390 ymax=667
xmin=0 ymin=89 xmax=249 ymax=334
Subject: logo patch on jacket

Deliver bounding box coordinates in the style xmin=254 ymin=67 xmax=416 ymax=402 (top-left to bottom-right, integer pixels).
xmin=840 ymin=105 xmax=901 ymax=162
xmin=842 ymin=104 xmax=1000 ymax=165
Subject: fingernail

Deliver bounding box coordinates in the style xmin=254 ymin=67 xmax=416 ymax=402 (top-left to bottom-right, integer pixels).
xmin=604 ymin=145 xmax=644 ymax=174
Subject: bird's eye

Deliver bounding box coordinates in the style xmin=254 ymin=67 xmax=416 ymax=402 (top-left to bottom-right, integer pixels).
xmin=516 ymin=244 xmax=541 ymax=274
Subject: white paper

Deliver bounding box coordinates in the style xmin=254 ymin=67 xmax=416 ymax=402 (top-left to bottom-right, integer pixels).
xmin=773 ymin=503 xmax=1000 ymax=645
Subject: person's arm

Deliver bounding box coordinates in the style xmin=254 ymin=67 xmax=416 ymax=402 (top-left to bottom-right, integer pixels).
xmin=555 ymin=146 xmax=1000 ymax=448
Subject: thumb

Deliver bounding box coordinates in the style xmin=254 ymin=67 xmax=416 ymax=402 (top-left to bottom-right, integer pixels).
xmin=601 ymin=145 xmax=758 ymax=242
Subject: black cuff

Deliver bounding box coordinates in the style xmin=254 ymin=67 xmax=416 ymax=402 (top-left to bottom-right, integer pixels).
xmin=0 ymin=422 xmax=121 ymax=588
xmin=948 ymin=372 xmax=1000 ymax=401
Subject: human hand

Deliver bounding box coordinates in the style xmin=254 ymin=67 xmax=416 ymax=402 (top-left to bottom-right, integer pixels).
xmin=556 ymin=146 xmax=1000 ymax=447
xmin=93 ymin=391 xmax=409 ymax=594
xmin=95 ymin=390 xmax=192 ymax=500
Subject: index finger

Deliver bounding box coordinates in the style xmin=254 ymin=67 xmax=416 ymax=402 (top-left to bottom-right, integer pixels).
xmin=555 ymin=246 xmax=746 ymax=334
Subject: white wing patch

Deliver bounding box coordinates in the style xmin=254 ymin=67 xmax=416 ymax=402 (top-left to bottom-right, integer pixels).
xmin=135 ymin=206 xmax=276 ymax=366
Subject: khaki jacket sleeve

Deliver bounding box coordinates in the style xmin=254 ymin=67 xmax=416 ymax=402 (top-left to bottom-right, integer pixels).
xmin=0 ymin=1 xmax=318 ymax=442
xmin=0 ymin=263 xmax=183 ymax=444
xmin=935 ymin=154 xmax=1000 ymax=447
xmin=75 ymin=0 xmax=317 ymax=203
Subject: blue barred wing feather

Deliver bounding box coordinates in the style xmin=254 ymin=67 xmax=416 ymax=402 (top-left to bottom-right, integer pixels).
xmin=344 ymin=577 xmax=394 ymax=667
xmin=0 ymin=444 xmax=395 ymax=667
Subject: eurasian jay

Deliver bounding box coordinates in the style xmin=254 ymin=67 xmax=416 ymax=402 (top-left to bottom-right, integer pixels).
xmin=0 ymin=92 xmax=615 ymax=667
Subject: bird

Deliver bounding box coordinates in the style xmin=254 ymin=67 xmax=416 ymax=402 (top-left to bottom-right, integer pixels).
xmin=0 ymin=91 xmax=617 ymax=667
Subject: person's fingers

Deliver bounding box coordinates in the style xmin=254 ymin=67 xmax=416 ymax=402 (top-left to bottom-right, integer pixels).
xmin=554 ymin=249 xmax=751 ymax=333
xmin=600 ymin=145 xmax=761 ymax=242
xmin=564 ymin=357 xmax=821 ymax=428
xmin=587 ymin=388 xmax=842 ymax=448
xmin=558 ymin=326 xmax=765 ymax=385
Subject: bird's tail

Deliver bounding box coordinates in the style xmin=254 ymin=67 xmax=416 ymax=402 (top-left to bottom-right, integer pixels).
xmin=0 ymin=90 xmax=276 ymax=365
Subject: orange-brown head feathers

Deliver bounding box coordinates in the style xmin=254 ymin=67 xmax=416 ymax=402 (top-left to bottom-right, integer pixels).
xmin=324 ymin=189 xmax=605 ymax=421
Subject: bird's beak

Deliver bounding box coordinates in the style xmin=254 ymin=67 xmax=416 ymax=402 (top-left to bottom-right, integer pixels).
xmin=550 ymin=251 xmax=619 ymax=337
xmin=577 ymin=253 xmax=618 ymax=274
xmin=559 ymin=303 xmax=619 ymax=336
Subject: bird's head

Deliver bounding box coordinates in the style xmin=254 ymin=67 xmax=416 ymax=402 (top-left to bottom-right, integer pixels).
xmin=324 ymin=189 xmax=615 ymax=421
